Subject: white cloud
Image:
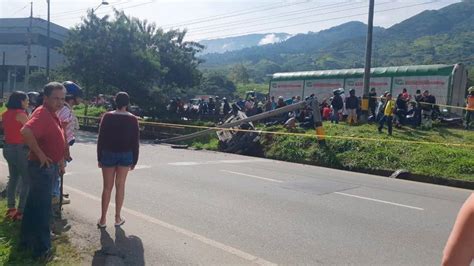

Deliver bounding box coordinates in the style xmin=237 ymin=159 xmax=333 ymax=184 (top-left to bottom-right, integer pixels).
xmin=258 ymin=34 xmax=282 ymax=46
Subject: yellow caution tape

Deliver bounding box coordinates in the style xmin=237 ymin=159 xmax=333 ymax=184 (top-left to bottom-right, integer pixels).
xmin=78 ymin=116 xmax=474 ymax=148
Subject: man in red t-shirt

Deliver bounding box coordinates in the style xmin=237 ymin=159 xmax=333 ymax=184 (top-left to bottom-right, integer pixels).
xmin=19 ymin=82 xmax=66 ymax=260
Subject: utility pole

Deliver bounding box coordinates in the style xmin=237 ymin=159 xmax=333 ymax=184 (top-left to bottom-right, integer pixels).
xmin=1 ymin=52 xmax=5 ymax=100
xmin=25 ymin=2 xmax=33 ymax=90
xmin=361 ymin=0 xmax=375 ymax=122
xmin=46 ymin=0 xmax=51 ymax=81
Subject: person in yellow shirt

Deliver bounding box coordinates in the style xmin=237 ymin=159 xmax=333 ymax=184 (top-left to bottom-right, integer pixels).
xmin=465 ymin=87 xmax=474 ymax=130
xmin=378 ymin=93 xmax=395 ymax=135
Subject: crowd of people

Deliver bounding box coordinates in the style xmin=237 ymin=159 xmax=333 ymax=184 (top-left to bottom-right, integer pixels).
xmin=1 ymin=82 xmax=139 ymax=261
xmin=324 ymin=87 xmax=440 ymax=134
xmin=167 ymin=96 xmax=232 ymax=120
xmin=167 ymin=86 xmax=474 ymax=133
xmin=0 ymin=82 xmax=472 ymax=263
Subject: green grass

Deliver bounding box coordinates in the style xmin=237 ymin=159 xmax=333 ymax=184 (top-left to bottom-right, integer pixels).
xmin=0 ymin=200 xmax=82 ymax=265
xmin=73 ymin=104 xmax=106 ymax=117
xmin=190 ymin=122 xmax=474 ymax=182
xmin=235 ymin=83 xmax=269 ymax=98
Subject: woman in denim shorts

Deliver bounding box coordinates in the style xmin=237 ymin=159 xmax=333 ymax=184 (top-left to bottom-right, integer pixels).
xmin=97 ymin=92 xmax=139 ymax=227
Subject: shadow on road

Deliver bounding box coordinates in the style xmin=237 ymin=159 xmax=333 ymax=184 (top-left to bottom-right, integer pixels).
xmin=92 ymin=227 xmax=144 ymax=266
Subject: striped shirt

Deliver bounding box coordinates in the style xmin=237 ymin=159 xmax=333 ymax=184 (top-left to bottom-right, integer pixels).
xmin=57 ymin=103 xmax=79 ymax=143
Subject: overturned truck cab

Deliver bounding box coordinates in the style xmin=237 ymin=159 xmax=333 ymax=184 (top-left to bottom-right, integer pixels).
xmin=157 ymin=96 xmax=326 ymax=154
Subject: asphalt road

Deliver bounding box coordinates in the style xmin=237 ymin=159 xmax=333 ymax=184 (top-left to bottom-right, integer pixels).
xmin=2 ymin=131 xmax=472 ymax=265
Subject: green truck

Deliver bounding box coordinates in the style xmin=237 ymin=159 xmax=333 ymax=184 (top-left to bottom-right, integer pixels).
xmin=269 ymin=64 xmax=468 ymax=113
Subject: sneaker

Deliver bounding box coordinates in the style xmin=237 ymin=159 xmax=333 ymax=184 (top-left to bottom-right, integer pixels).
xmin=62 ymin=197 xmax=71 ymax=205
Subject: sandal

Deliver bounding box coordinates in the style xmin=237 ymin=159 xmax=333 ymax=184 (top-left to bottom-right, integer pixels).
xmin=114 ymin=217 xmax=125 ymax=227
xmin=97 ymin=219 xmax=106 ymax=229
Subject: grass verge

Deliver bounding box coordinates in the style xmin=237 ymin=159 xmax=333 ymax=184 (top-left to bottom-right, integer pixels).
xmin=0 ymin=199 xmax=81 ymax=265
xmin=189 ymin=122 xmax=474 ymax=182
xmin=73 ymin=104 xmax=106 ymax=117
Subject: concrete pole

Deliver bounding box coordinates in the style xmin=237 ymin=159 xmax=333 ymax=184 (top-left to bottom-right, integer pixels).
xmin=25 ymin=2 xmax=33 ymax=90
xmin=1 ymin=52 xmax=5 ymax=100
xmin=46 ymin=0 xmax=51 ymax=81
xmin=361 ymin=0 xmax=375 ymax=122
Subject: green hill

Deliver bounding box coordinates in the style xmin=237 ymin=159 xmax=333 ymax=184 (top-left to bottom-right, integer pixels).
xmin=200 ymin=0 xmax=474 ymax=83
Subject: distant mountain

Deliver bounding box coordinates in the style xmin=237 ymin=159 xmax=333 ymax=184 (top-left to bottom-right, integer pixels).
xmin=199 ymin=0 xmax=474 ymax=83
xmin=201 ymin=21 xmax=384 ymax=67
xmin=198 ymin=33 xmax=291 ymax=54
xmin=387 ymin=0 xmax=474 ymax=39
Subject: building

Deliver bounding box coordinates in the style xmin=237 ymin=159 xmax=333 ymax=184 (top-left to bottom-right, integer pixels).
xmin=0 ymin=17 xmax=68 ymax=94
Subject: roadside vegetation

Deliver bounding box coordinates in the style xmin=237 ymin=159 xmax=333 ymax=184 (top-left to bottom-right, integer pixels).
xmin=73 ymin=104 xmax=106 ymax=117
xmin=0 ymin=199 xmax=81 ymax=265
xmin=189 ymin=123 xmax=474 ymax=182
xmin=235 ymin=83 xmax=269 ymax=98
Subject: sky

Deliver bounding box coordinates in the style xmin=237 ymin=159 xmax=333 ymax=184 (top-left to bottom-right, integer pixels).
xmin=0 ymin=0 xmax=461 ymax=42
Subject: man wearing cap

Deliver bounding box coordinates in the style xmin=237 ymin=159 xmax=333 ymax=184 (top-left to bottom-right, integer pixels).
xmin=368 ymin=88 xmax=377 ymax=118
xmin=345 ymin=89 xmax=360 ymax=125
xmin=331 ymin=89 xmax=343 ymax=124
xmin=378 ymin=93 xmax=395 ymax=135
xmin=51 ymin=81 xmax=83 ymax=209
xmin=420 ymin=90 xmax=436 ymax=129
xmin=465 ymin=87 xmax=474 ymax=130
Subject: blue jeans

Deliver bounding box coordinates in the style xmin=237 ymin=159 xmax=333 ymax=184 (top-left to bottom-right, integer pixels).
xmin=2 ymin=144 xmax=29 ymax=212
xmin=20 ymin=161 xmax=58 ymax=257
xmin=378 ymin=115 xmax=393 ymax=135
xmin=331 ymin=109 xmax=341 ymax=124
xmin=52 ymin=161 xmax=66 ymax=198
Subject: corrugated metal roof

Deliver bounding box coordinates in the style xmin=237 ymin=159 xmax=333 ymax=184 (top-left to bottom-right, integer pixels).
xmin=272 ymin=64 xmax=455 ymax=80
xmin=0 ymin=18 xmax=68 ymax=41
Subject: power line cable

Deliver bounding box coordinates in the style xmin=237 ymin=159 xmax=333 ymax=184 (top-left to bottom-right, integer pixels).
xmin=54 ymin=0 xmax=156 ymax=22
xmin=51 ymin=0 xmax=133 ymax=18
xmin=162 ymin=0 xmax=320 ymax=29
xmin=192 ymin=1 xmax=437 ymax=41
xmin=188 ymin=1 xmax=364 ymax=32
xmin=188 ymin=1 xmax=390 ymax=36
xmin=159 ymin=0 xmax=288 ymax=28
xmin=11 ymin=3 xmax=29 ymax=16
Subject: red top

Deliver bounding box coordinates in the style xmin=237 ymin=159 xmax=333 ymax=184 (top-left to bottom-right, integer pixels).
xmin=467 ymin=95 xmax=474 ymax=111
xmin=2 ymin=109 xmax=27 ymax=144
xmin=97 ymin=112 xmax=140 ymax=166
xmin=402 ymin=92 xmax=411 ymax=101
xmin=23 ymin=106 xmax=66 ymax=163
xmin=322 ymin=107 xmax=331 ymax=120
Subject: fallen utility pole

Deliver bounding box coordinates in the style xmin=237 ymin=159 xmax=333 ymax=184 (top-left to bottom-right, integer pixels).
xmin=158 ymin=97 xmax=325 ymax=144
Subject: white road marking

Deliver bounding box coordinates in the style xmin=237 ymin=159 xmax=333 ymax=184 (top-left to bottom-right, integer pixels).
xmin=334 ymin=192 xmax=424 ymax=211
xmin=168 ymin=159 xmax=268 ymax=166
xmin=221 ymin=170 xmax=283 ymax=183
xmin=63 ymin=165 xmax=150 ymax=177
xmin=134 ymin=165 xmax=152 ymax=170
xmin=64 ymin=185 xmax=276 ymax=266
